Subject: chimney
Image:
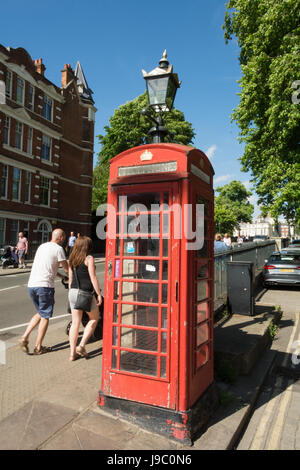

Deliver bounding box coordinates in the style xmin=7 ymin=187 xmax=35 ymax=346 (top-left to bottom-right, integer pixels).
xmin=34 ymin=58 xmax=46 ymax=76
xmin=61 ymin=63 xmax=74 ymax=87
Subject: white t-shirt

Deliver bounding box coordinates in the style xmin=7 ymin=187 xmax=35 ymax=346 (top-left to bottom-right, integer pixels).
xmin=28 ymin=242 xmax=66 ymax=288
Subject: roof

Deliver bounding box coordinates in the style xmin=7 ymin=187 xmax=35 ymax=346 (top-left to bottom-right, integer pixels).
xmin=74 ymin=61 xmax=94 ymax=104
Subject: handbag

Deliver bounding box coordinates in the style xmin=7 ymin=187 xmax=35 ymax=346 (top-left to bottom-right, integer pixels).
xmin=73 ymin=267 xmax=94 ymax=312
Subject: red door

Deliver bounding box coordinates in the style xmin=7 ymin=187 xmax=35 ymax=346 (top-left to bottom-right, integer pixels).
xmin=102 ymin=183 xmax=180 ymax=409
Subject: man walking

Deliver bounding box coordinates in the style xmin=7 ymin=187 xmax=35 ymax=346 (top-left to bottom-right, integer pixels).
xmin=16 ymin=232 xmax=28 ymax=268
xmin=67 ymin=231 xmax=76 ymax=257
xmin=19 ymin=228 xmax=69 ymax=355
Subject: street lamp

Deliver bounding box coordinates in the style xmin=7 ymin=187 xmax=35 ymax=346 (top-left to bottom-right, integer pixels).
xmin=141 ymin=50 xmax=181 ymax=143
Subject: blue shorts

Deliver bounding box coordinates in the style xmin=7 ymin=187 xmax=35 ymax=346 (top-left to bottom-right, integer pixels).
xmin=28 ymin=287 xmax=55 ymax=319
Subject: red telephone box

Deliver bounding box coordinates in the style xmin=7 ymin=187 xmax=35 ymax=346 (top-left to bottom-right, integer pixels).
xmin=98 ymin=143 xmax=218 ymax=444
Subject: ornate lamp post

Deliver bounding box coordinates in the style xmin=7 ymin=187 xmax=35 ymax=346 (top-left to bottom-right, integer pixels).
xmin=142 ymin=50 xmax=181 ymax=143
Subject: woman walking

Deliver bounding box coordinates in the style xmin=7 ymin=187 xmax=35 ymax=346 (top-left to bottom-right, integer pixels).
xmin=68 ymin=236 xmax=102 ymax=361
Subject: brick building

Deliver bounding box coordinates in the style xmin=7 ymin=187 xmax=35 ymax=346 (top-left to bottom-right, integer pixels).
xmin=0 ymin=45 xmax=96 ymax=255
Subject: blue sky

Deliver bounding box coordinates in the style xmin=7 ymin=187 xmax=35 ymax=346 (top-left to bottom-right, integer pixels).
xmin=0 ymin=0 xmax=259 ymax=216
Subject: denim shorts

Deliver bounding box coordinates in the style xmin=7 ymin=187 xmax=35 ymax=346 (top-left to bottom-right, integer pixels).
xmin=28 ymin=287 xmax=55 ymax=319
xmin=68 ymin=288 xmax=97 ymax=312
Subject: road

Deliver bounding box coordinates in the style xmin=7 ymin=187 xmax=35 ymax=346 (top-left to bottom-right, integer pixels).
xmin=0 ymin=263 xmax=105 ymax=337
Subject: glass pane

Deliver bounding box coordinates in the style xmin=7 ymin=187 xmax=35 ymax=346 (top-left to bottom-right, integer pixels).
xmin=120 ymin=350 xmax=157 ymax=376
xmin=198 ymin=239 xmax=209 ymax=258
xmin=196 ymin=344 xmax=209 ymax=369
xmin=197 ymin=281 xmax=208 ymax=301
xmin=197 ymin=263 xmax=208 ymax=279
xmin=161 ymin=307 xmax=168 ymax=329
xmin=125 ymin=192 xmax=161 ymax=211
xmin=121 ymin=304 xmax=158 ymax=327
xmin=123 ymin=259 xmax=160 ymax=280
xmin=121 ymin=238 xmax=160 ymax=257
xmin=196 ymin=302 xmax=209 ymax=324
xmin=113 ymin=327 xmax=118 ymax=346
xmin=163 ymin=238 xmax=169 ymax=256
xmin=112 ymin=349 xmax=117 ymax=369
xmin=161 ymin=331 xmax=167 ymax=353
xmin=197 ymin=196 xmax=209 ymax=217
xmin=121 ymin=327 xmax=158 ymax=352
xmin=196 ymin=323 xmax=209 ymax=347
xmin=160 ymin=356 xmax=167 ymax=378
xmin=113 ymin=281 xmax=119 ymax=299
xmin=113 ymin=303 xmax=118 ymax=323
xmin=121 ymin=281 xmax=159 ymax=303
xmin=147 ymin=77 xmax=168 ymax=106
xmin=162 ymin=284 xmax=168 ymax=304
xmin=162 ymin=261 xmax=168 ymax=280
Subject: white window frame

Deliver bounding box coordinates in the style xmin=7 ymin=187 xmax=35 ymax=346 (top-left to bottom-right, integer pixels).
xmin=1 ymin=164 xmax=8 ymax=199
xmin=27 ymin=127 xmax=33 ymax=155
xmin=16 ymin=76 xmax=25 ymax=105
xmin=12 ymin=167 xmax=21 ymax=201
xmin=28 ymin=84 xmax=34 ymax=111
xmin=43 ymin=95 xmax=52 ymax=121
xmin=5 ymin=70 xmax=12 ymax=99
xmin=40 ymin=175 xmax=51 ymax=207
xmin=4 ymin=116 xmax=10 ymax=145
xmin=41 ymin=134 xmax=52 ymax=161
xmin=14 ymin=121 xmax=23 ymax=150
xmin=25 ymin=171 xmax=31 ymax=203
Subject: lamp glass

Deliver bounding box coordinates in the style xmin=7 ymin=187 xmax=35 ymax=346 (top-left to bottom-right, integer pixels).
xmin=147 ymin=77 xmax=169 ymax=107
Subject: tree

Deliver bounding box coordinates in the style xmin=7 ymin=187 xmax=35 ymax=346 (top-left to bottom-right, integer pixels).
xmin=214 ymin=180 xmax=254 ymax=234
xmin=223 ymin=0 xmax=300 ymax=226
xmin=92 ymin=92 xmax=195 ymax=209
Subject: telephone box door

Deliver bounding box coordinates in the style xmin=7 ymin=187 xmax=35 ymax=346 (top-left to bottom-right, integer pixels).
xmin=102 ymin=183 xmax=180 ymax=409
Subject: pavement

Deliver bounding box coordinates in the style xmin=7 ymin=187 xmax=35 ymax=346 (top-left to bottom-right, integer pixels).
xmin=0 ymin=263 xmax=299 ymax=452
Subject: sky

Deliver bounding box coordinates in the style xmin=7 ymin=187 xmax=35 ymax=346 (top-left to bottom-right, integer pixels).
xmin=0 ymin=0 xmax=260 ymax=217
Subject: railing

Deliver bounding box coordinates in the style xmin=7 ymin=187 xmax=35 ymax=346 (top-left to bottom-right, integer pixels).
xmin=214 ymin=240 xmax=277 ymax=311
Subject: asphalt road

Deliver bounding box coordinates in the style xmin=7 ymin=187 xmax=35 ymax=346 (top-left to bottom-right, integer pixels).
xmin=0 ymin=263 xmax=105 ymax=336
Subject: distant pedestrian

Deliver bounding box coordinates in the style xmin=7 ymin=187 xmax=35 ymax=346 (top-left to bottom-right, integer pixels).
xmin=16 ymin=232 xmax=28 ymax=268
xmin=19 ymin=228 xmax=69 ymax=355
xmin=67 ymin=231 xmax=77 ymax=257
xmin=68 ymin=236 xmax=102 ymax=361
xmin=223 ymin=233 xmax=232 ymax=247
xmin=214 ymin=233 xmax=228 ymax=252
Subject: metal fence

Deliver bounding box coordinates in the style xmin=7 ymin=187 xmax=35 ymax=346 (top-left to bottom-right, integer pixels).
xmin=214 ymin=240 xmax=277 ymax=311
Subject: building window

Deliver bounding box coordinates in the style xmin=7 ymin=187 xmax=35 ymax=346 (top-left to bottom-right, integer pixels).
xmin=12 ymin=167 xmax=21 ymax=201
xmin=28 ymin=85 xmax=34 ymax=111
xmin=25 ymin=171 xmax=31 ymax=203
xmin=15 ymin=121 xmax=23 ymax=150
xmin=40 ymin=176 xmax=50 ymax=206
xmin=5 ymin=70 xmax=12 ymax=98
xmin=38 ymin=221 xmax=51 ymax=244
xmin=43 ymin=95 xmax=52 ymax=121
xmin=41 ymin=134 xmax=51 ymax=161
xmin=4 ymin=116 xmax=10 ymax=145
xmin=9 ymin=219 xmax=19 ymax=245
xmin=16 ymin=77 xmax=25 ymax=105
xmin=0 ymin=218 xmax=5 ymax=246
xmin=27 ymin=127 xmax=33 ymax=154
xmin=1 ymin=165 xmax=8 ymax=198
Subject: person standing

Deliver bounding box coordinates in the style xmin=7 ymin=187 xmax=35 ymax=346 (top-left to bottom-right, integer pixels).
xmin=214 ymin=233 xmax=228 ymax=252
xmin=19 ymin=228 xmax=69 ymax=355
xmin=223 ymin=233 xmax=232 ymax=248
xmin=16 ymin=232 xmax=28 ymax=268
xmin=68 ymin=236 xmax=102 ymax=361
xmin=67 ymin=232 xmax=76 ymax=257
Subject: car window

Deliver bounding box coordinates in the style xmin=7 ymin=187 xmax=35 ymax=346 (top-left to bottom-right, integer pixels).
xmin=268 ymin=254 xmax=300 ymax=264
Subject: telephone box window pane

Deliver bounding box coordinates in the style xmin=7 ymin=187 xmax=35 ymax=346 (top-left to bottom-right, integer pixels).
xmin=196 ymin=323 xmax=209 ymax=347
xmin=162 ymin=284 xmax=168 ymax=304
xmin=196 ymin=302 xmax=209 ymax=323
xmin=123 ymin=259 xmax=160 ymax=280
xmin=197 ymin=281 xmax=208 ymax=301
xmin=162 ymin=214 xmax=169 ymax=233
xmin=120 ymin=350 xmax=157 ymax=376
xmin=161 ymin=307 xmax=167 ymax=328
xmin=126 ymin=192 xmax=161 ymax=211
xmin=121 ymin=282 xmax=159 ymax=304
xmin=114 ymin=281 xmax=119 ymax=299
xmin=121 ymin=304 xmax=158 ymax=327
xmin=161 ymin=332 xmax=167 ymax=353
xmin=122 ymin=238 xmax=160 ymax=257
xmin=197 ymin=263 xmax=208 ymax=279
xmin=112 ymin=349 xmax=117 ymax=369
xmin=163 ymin=192 xmax=169 ymax=204
xmin=113 ymin=303 xmax=119 ymax=323
xmin=160 ymin=356 xmax=167 ymax=378
xmin=121 ymin=327 xmax=158 ymax=352
xmin=162 ymin=261 xmax=168 ymax=280
xmin=198 ymin=240 xmax=208 ymax=258
xmin=196 ymin=344 xmax=209 ymax=369
xmin=163 ymin=238 xmax=169 ymax=257
xmin=197 ymin=197 xmax=209 ymax=217
xmin=112 ymin=327 xmax=118 ymax=346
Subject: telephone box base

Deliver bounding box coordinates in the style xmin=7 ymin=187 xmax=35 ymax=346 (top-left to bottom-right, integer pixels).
xmin=97 ymin=383 xmax=219 ymax=446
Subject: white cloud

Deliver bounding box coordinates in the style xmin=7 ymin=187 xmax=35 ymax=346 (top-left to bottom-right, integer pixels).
xmin=206 ymin=144 xmax=217 ymax=160
xmin=214 ymin=174 xmax=234 ymax=184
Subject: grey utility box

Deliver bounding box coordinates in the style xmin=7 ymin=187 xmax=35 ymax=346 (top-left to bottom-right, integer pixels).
xmin=226 ymin=261 xmax=255 ymax=316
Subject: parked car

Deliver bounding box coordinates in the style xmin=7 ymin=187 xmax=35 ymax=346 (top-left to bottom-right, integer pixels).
xmin=288 ymin=239 xmax=300 ymax=249
xmin=263 ymin=251 xmax=300 ymax=287
xmin=253 ymin=235 xmax=268 ymax=243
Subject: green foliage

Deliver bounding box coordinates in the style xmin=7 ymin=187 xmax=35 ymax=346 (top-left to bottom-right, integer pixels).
xmin=214 ymin=180 xmax=254 ymax=233
xmin=92 ymin=92 xmax=195 ymax=209
xmin=223 ymin=0 xmax=300 ymax=225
